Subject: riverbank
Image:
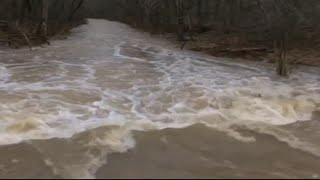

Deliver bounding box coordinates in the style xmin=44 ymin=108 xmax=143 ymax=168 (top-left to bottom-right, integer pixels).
xmin=0 ymin=20 xmax=87 ymax=49
xmin=158 ymin=30 xmax=320 ymax=67
xmin=115 ymin=17 xmax=320 ymax=67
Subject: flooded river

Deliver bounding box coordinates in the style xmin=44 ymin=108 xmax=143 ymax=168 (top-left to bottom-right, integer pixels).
xmin=0 ymin=19 xmax=320 ymax=178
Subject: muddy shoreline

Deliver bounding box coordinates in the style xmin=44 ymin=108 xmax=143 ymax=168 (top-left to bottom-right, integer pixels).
xmin=160 ymin=31 xmax=320 ymax=67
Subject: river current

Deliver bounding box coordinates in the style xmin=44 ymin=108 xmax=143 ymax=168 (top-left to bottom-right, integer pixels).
xmin=0 ymin=19 xmax=319 ymax=178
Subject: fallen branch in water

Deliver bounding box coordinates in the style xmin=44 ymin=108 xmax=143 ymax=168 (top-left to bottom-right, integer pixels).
xmin=218 ymin=47 xmax=268 ymax=53
xmin=191 ymin=46 xmax=269 ymax=53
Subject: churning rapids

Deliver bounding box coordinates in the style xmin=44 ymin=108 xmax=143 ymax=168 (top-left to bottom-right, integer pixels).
xmin=0 ymin=19 xmax=320 ymax=178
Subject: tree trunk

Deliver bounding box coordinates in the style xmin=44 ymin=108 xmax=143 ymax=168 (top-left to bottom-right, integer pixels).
xmin=41 ymin=0 xmax=49 ymax=37
xmin=68 ymin=0 xmax=84 ymax=22
xmin=175 ymin=0 xmax=184 ymax=41
xmin=276 ymin=32 xmax=288 ymax=77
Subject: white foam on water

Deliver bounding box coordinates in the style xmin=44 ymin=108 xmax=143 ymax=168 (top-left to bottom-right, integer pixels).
xmin=0 ymin=19 xmax=319 ymax=178
xmin=0 ymin=65 xmax=9 ymax=82
xmin=113 ymin=42 xmax=148 ymax=62
xmin=235 ymin=122 xmax=320 ymax=157
xmin=42 ymin=126 xmax=136 ymax=179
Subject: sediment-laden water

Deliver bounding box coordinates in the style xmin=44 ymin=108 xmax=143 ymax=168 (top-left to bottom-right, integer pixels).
xmin=0 ymin=19 xmax=319 ymax=178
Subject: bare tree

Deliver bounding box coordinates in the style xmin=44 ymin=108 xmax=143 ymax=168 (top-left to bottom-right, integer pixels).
xmin=41 ymin=0 xmax=48 ymax=38
xmin=68 ymin=0 xmax=84 ymax=21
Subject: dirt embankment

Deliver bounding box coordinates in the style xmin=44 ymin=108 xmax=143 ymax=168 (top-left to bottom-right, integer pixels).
xmin=166 ymin=29 xmax=320 ymax=67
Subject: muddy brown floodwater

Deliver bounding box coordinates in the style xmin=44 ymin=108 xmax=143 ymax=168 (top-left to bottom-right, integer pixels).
xmin=0 ymin=19 xmax=320 ymax=178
